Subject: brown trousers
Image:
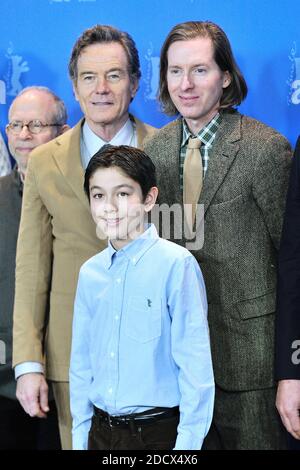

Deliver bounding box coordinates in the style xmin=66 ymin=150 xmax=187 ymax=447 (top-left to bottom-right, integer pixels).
xmin=88 ymin=412 xmax=179 ymax=450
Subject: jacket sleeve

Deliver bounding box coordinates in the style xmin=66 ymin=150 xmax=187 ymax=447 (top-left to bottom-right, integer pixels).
xmin=13 ymin=152 xmax=53 ymax=367
xmin=168 ymin=255 xmax=215 ymax=450
xmin=252 ymin=132 xmax=292 ymax=251
xmin=69 ymin=268 xmax=93 ymax=450
xmin=276 ymin=137 xmax=300 ymax=380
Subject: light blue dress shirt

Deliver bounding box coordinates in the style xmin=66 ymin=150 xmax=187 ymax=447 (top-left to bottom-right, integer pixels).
xmin=80 ymin=118 xmax=137 ymax=169
xmin=70 ymin=224 xmax=214 ymax=450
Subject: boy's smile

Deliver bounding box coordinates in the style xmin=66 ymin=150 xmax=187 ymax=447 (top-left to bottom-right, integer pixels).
xmin=89 ymin=166 xmax=148 ymax=250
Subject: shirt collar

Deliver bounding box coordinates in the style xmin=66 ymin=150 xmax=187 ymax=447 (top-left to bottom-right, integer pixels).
xmin=104 ymin=224 xmax=159 ymax=270
xmin=181 ymin=112 xmax=222 ymax=148
xmin=82 ymin=118 xmax=135 ymax=158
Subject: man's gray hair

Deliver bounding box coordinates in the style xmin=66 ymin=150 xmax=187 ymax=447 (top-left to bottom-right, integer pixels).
xmin=10 ymin=86 xmax=67 ymax=125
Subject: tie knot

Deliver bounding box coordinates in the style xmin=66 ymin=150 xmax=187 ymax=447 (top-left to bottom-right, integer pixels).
xmin=187 ymin=136 xmax=201 ymax=149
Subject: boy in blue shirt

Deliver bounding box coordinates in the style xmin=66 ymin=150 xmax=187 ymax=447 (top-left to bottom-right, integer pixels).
xmin=70 ymin=145 xmax=214 ymax=450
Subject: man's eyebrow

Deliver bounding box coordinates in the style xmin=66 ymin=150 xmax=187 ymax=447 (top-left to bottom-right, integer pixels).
xmin=168 ymin=62 xmax=206 ymax=67
xmin=106 ymin=67 xmax=125 ymax=72
xmin=80 ymin=67 xmax=125 ymax=75
xmin=79 ymin=71 xmax=96 ymax=76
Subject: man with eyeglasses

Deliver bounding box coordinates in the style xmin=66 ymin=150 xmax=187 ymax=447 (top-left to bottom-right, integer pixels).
xmin=12 ymin=25 xmax=156 ymax=450
xmin=0 ymin=85 xmax=68 ymax=449
xmin=5 ymin=88 xmax=69 ymax=182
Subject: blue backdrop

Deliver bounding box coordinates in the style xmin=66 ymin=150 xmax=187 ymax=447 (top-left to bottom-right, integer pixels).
xmin=1 ymin=0 xmax=300 ymax=147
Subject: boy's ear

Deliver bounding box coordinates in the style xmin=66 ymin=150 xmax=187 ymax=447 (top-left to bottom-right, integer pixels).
xmin=144 ymin=186 xmax=158 ymax=213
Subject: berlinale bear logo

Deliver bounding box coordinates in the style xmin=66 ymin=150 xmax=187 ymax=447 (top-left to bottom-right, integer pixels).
xmin=0 ymin=80 xmax=5 ymax=105
xmin=144 ymin=42 xmax=160 ymax=101
xmin=288 ymin=42 xmax=300 ymax=105
xmin=0 ymin=43 xmax=30 ymax=104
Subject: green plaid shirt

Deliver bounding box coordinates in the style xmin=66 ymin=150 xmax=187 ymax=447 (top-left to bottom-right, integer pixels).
xmin=180 ymin=113 xmax=222 ymax=190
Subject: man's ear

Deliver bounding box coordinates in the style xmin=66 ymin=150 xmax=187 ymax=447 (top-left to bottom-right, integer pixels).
xmin=59 ymin=124 xmax=70 ymax=135
xmin=130 ymin=78 xmax=139 ymax=100
xmin=144 ymin=186 xmax=159 ymax=213
xmin=222 ymin=71 xmax=231 ymax=89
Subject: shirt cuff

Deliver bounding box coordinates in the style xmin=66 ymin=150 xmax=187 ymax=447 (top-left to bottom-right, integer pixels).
xmin=15 ymin=362 xmax=44 ymax=379
xmin=174 ymin=433 xmax=203 ymax=450
xmin=72 ymin=432 xmax=88 ymax=450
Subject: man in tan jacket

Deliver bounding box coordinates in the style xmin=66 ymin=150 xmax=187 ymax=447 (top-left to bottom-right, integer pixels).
xmin=13 ymin=25 xmax=156 ymax=450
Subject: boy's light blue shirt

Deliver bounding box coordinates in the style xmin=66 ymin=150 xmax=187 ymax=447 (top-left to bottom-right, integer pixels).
xmin=70 ymin=224 xmax=214 ymax=450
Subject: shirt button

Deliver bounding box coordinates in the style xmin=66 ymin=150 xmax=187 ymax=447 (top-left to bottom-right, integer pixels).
xmin=116 ymin=278 xmax=121 ymax=283
xmin=108 ymin=388 xmax=113 ymax=394
xmin=110 ymin=352 xmax=115 ymax=358
xmin=115 ymin=315 xmax=119 ymax=320
xmin=132 ymin=257 xmax=136 ymax=263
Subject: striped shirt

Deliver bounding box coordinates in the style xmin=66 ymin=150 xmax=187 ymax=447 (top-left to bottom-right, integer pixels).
xmin=0 ymin=131 xmax=11 ymax=177
xmin=180 ymin=113 xmax=221 ymax=190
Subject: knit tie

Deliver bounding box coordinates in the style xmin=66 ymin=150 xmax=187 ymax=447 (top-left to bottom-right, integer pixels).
xmin=183 ymin=136 xmax=203 ymax=231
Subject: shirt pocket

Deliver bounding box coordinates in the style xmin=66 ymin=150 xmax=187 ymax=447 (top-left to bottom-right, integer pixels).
xmin=124 ymin=295 xmax=162 ymax=343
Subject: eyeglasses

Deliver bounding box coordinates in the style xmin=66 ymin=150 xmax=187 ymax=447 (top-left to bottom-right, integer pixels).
xmin=6 ymin=120 xmax=61 ymax=135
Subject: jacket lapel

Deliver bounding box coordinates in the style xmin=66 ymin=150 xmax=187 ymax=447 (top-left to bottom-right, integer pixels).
xmin=200 ymin=111 xmax=241 ymax=214
xmin=159 ymin=120 xmax=182 ymax=207
xmin=133 ymin=115 xmax=147 ymax=148
xmin=52 ymin=119 xmax=90 ymax=210
xmin=131 ymin=114 xmax=157 ymax=148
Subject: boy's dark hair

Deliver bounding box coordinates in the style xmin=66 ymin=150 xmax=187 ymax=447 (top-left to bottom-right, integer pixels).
xmin=84 ymin=145 xmax=157 ymax=202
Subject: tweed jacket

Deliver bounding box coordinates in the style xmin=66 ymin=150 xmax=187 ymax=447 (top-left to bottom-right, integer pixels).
xmin=13 ymin=116 xmax=157 ymax=381
xmin=144 ymin=110 xmax=292 ymax=391
xmin=0 ymin=169 xmax=22 ymax=399
xmin=276 ymin=136 xmax=300 ymax=380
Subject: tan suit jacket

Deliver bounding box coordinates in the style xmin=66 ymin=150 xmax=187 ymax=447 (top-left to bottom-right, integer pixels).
xmin=13 ymin=116 xmax=156 ymax=381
